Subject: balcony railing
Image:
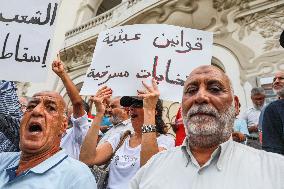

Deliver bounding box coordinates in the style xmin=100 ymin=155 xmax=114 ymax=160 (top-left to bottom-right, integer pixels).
xmin=64 ymin=0 xmax=167 ymax=48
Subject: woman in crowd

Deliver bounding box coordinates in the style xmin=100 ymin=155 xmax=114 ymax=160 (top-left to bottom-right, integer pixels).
xmin=80 ymin=79 xmax=174 ymax=189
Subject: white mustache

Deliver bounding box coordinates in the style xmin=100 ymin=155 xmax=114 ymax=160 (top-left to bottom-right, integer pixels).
xmin=187 ymin=104 xmax=219 ymax=118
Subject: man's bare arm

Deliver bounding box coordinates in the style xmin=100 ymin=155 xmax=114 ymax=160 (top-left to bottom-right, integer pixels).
xmin=52 ymin=57 xmax=84 ymax=118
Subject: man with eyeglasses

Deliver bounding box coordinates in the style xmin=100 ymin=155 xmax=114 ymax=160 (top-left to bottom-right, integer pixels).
xmin=98 ymin=96 xmax=133 ymax=145
xmin=261 ymin=71 xmax=284 ymax=155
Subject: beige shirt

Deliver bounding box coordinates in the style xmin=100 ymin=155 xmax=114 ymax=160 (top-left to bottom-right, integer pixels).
xmin=130 ymin=137 xmax=284 ymax=189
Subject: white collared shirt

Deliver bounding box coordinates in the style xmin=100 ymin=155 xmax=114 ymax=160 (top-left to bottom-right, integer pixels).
xmin=241 ymin=107 xmax=262 ymax=127
xmin=130 ymin=137 xmax=284 ymax=189
xmin=61 ymin=113 xmax=90 ymax=160
xmin=241 ymin=107 xmax=263 ymax=137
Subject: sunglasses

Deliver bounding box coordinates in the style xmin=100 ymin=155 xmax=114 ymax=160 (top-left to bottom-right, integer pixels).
xmin=130 ymin=103 xmax=143 ymax=108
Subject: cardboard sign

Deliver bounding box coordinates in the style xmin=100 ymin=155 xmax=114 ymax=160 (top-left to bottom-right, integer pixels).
xmin=80 ymin=24 xmax=213 ymax=102
xmin=0 ymin=0 xmax=59 ymax=82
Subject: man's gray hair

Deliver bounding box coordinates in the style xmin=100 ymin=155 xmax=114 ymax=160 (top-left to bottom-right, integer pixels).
xmin=251 ymin=87 xmax=265 ymax=96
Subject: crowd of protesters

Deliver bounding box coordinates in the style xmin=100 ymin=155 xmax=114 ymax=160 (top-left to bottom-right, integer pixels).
xmin=0 ymin=58 xmax=284 ymax=188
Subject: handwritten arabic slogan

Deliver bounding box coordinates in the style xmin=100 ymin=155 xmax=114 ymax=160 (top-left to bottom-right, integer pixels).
xmin=80 ymin=24 xmax=213 ymax=102
xmin=0 ymin=0 xmax=59 ymax=82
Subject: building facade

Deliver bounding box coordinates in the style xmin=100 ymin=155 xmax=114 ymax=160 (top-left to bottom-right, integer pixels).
xmin=22 ymin=0 xmax=284 ymax=126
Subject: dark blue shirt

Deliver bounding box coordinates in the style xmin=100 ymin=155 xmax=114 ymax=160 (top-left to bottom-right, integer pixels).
xmin=262 ymin=99 xmax=284 ymax=155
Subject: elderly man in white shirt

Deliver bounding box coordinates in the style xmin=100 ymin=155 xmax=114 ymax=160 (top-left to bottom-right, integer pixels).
xmin=130 ymin=65 xmax=284 ymax=189
xmin=98 ymin=96 xmax=133 ymax=145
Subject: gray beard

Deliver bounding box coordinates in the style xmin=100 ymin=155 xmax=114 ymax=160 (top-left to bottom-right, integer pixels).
xmin=110 ymin=115 xmax=123 ymax=125
xmin=253 ymin=104 xmax=263 ymax=110
xmin=274 ymin=87 xmax=284 ymax=98
xmin=182 ymin=103 xmax=235 ymax=149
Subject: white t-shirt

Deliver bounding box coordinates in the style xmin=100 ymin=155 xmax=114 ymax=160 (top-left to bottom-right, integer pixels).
xmin=106 ymin=133 xmax=175 ymax=189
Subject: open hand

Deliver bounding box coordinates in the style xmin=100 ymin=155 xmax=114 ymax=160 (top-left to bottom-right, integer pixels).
xmin=137 ymin=78 xmax=160 ymax=110
xmin=91 ymin=86 xmax=112 ymax=114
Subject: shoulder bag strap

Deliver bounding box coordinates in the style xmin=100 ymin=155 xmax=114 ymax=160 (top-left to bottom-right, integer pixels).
xmin=103 ymin=130 xmax=131 ymax=168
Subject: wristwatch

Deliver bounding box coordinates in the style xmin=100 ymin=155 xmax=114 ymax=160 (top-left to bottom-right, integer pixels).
xmin=142 ymin=124 xmax=157 ymax=133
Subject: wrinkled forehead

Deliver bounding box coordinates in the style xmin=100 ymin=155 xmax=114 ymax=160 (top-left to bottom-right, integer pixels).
xmin=274 ymin=71 xmax=284 ymax=78
xmin=32 ymin=92 xmax=66 ymax=109
xmin=185 ymin=65 xmax=230 ymax=85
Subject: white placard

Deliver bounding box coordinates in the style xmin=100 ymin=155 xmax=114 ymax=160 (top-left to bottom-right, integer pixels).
xmin=0 ymin=0 xmax=59 ymax=82
xmin=80 ymin=24 xmax=213 ymax=102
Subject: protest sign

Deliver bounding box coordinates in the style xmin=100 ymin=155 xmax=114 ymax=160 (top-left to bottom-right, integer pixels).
xmin=0 ymin=0 xmax=59 ymax=82
xmin=80 ymin=24 xmax=213 ymax=102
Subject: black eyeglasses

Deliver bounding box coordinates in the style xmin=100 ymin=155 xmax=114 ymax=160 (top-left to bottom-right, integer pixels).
xmin=130 ymin=103 xmax=143 ymax=108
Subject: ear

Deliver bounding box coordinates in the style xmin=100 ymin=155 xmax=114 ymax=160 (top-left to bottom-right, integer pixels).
xmin=234 ymin=95 xmax=240 ymax=116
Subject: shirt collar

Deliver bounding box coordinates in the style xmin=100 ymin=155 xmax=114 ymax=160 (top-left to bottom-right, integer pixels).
xmin=30 ymin=150 xmax=68 ymax=174
xmin=114 ymin=118 xmax=131 ymax=127
xmin=181 ymin=136 xmax=233 ymax=171
xmin=250 ymin=106 xmax=264 ymax=111
xmin=5 ymin=150 xmax=68 ymax=178
xmin=5 ymin=152 xmax=21 ymax=172
xmin=5 ymin=152 xmax=21 ymax=182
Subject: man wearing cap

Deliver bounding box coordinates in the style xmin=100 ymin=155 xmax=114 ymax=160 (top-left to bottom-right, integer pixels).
xmin=130 ymin=65 xmax=284 ymax=189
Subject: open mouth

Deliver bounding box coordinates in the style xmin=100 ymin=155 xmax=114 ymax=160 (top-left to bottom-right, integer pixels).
xmin=28 ymin=123 xmax=43 ymax=133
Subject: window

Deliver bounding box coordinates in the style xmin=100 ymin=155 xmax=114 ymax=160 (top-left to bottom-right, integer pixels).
xmin=96 ymin=0 xmax=122 ymax=16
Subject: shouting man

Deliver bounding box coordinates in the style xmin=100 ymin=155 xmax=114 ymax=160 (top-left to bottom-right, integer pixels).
xmin=0 ymin=91 xmax=97 ymax=189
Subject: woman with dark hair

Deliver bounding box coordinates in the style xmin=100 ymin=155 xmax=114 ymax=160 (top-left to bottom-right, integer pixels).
xmin=80 ymin=79 xmax=174 ymax=189
xmin=154 ymin=99 xmax=167 ymax=134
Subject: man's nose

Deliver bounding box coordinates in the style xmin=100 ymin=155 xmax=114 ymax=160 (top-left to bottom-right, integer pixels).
xmin=31 ymin=103 xmax=44 ymax=117
xmin=194 ymin=88 xmax=209 ymax=104
xmin=273 ymin=77 xmax=283 ymax=84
